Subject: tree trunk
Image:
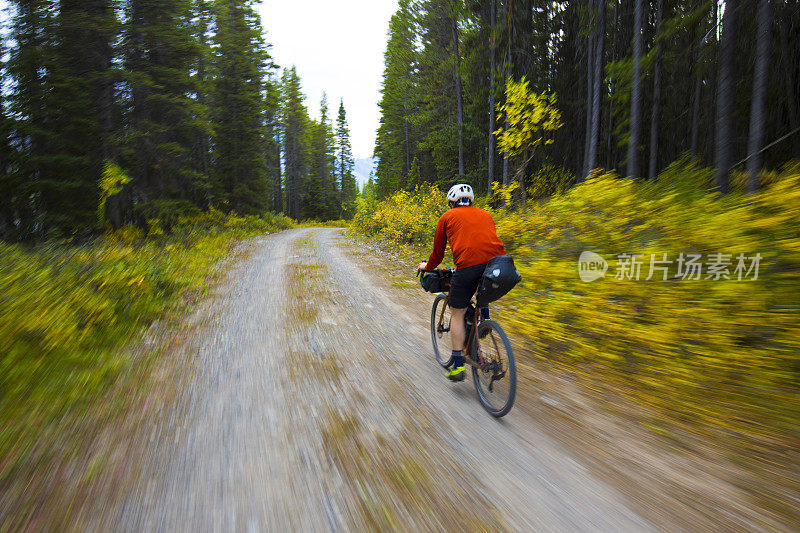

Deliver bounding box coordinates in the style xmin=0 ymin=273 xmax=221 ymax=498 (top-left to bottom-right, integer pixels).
xmin=706 ymin=0 xmax=719 ymax=163
xmin=502 ymin=0 xmax=513 ymax=186
xmin=778 ymin=12 xmax=799 ymax=155
xmin=196 ymin=0 xmax=211 ymax=206
xmin=293 ymin=131 xmax=300 ymax=218
xmin=582 ymin=0 xmax=594 ymax=178
xmin=714 ymin=0 xmax=737 ymax=194
xmin=502 ymin=148 xmax=510 ymax=186
xmin=589 ymin=0 xmax=605 ymax=175
xmin=487 ymin=0 xmax=496 ymax=195
xmin=746 ymin=0 xmax=770 ymax=193
xmin=690 ymin=39 xmax=702 ymax=157
xmin=648 ymin=0 xmax=663 ymax=179
xmin=451 ymin=12 xmax=464 ymax=176
xmin=626 ymin=0 xmax=643 ymax=179
xmin=340 ymin=148 xmax=345 ymax=208
xmin=606 ymin=0 xmax=619 ymax=170
xmin=274 ymin=136 xmax=283 ymax=213
xmin=404 ymin=89 xmax=411 ymax=175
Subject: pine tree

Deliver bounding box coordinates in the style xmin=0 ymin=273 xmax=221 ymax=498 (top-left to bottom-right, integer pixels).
xmin=374 ymin=0 xmax=418 ymax=198
xmin=4 ymin=0 xmax=120 ymax=235
xmin=305 ymin=95 xmax=337 ymax=220
xmin=335 ymin=100 xmax=357 ymax=218
xmin=52 ymin=0 xmax=118 ymax=231
xmin=0 ymin=37 xmax=17 ymax=236
xmin=362 ymin=172 xmax=377 ymax=203
xmin=210 ymin=0 xmax=272 ymax=214
xmin=189 ymin=0 xmax=214 ymax=208
xmin=6 ymin=1 xmax=58 ymax=235
xmin=124 ymin=0 xmax=206 ymax=222
xmin=280 ymin=66 xmax=309 ymax=219
xmin=319 ymin=95 xmax=340 ymax=219
xmin=414 ymin=0 xmax=464 ymax=187
xmin=263 ymin=72 xmax=283 ymax=213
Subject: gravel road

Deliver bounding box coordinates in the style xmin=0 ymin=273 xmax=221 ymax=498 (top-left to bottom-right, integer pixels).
xmin=85 ymin=227 xmax=653 ymax=531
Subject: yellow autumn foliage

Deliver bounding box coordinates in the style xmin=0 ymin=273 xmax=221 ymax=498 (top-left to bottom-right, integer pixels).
xmin=494 ymin=76 xmax=563 ymax=159
xmin=353 ymin=160 xmax=800 ymax=453
xmin=352 ymin=185 xmax=447 ymax=244
xmin=0 ymin=210 xmax=293 ymax=479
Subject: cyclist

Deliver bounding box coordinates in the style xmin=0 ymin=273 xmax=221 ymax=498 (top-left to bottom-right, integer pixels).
xmin=417 ymin=183 xmax=507 ymax=382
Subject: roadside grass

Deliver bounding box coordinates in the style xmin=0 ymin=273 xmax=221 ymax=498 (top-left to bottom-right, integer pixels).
xmin=349 ymin=160 xmax=800 ymax=527
xmin=284 ymin=231 xmax=343 ymax=380
xmin=295 ymin=219 xmax=350 ymax=229
xmin=0 ymin=210 xmax=293 ymax=526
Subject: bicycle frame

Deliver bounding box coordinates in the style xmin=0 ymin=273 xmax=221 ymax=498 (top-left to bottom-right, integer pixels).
xmin=430 ymin=290 xmax=517 ymax=417
xmin=437 ymin=295 xmax=485 ymax=367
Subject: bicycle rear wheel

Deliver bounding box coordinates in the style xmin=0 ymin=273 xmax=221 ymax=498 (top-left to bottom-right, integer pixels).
xmin=430 ymin=293 xmax=453 ymax=367
xmin=472 ymin=320 xmax=516 ymax=417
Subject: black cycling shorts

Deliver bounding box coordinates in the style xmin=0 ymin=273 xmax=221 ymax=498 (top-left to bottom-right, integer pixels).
xmin=449 ymin=262 xmax=487 ymax=309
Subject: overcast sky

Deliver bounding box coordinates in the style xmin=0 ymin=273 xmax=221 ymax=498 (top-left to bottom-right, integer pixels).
xmin=258 ymin=0 xmax=398 ymax=160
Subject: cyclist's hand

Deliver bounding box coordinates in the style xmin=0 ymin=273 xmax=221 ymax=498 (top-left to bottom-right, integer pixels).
xmin=417 ymin=261 xmax=428 ymax=274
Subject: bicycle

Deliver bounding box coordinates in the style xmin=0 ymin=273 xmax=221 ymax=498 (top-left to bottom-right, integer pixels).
xmin=429 ymin=273 xmax=517 ymax=417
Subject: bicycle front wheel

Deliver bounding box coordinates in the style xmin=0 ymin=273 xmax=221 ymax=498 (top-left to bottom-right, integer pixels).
xmin=472 ymin=320 xmax=516 ymax=417
xmin=430 ymin=293 xmax=453 ymax=367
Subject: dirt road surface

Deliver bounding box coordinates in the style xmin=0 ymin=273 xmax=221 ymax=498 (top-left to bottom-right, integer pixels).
xmin=80 ymin=227 xmax=653 ymax=531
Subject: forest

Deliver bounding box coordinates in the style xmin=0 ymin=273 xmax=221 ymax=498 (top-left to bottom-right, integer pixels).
xmin=0 ymin=0 xmax=358 ymax=240
xmin=1 ymin=1 xmax=800 ymax=527
xmin=3 ymin=1 xmax=798 ymax=238
xmin=373 ymin=0 xmax=800 ymax=199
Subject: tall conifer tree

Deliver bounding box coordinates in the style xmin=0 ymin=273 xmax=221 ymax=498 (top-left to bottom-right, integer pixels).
xmin=124 ymin=0 xmax=205 ymax=220
xmin=280 ymin=66 xmax=309 ymax=219
xmin=50 ymin=0 xmax=117 ymax=231
xmin=0 ymin=37 xmax=17 ymax=236
xmin=210 ymin=0 xmax=272 ymax=214
xmin=335 ymin=100 xmax=357 ymax=218
xmin=374 ymin=0 xmax=418 ymax=198
xmin=263 ymin=73 xmax=283 ymax=213
xmin=6 ymin=1 xmax=58 ymax=235
xmin=308 ymin=94 xmax=338 ymax=220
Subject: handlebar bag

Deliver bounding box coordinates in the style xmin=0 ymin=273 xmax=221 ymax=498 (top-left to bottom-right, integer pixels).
xmin=476 ymin=255 xmax=522 ymax=306
xmin=420 ymin=268 xmax=452 ymax=293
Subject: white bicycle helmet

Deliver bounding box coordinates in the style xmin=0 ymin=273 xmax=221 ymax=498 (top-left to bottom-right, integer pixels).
xmin=447 ymin=183 xmax=474 ymax=206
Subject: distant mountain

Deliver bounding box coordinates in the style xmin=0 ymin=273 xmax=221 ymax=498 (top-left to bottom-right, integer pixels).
xmin=353 ymin=157 xmax=376 ymax=191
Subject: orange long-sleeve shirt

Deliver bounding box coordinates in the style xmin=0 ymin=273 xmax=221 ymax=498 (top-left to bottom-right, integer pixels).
xmin=426 ymin=206 xmax=507 ymax=270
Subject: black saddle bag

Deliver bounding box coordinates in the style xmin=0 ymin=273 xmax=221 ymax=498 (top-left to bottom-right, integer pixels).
xmin=476 ymin=255 xmax=521 ymax=306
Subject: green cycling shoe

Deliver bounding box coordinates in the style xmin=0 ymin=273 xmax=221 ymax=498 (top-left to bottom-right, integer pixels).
xmin=446 ymin=365 xmax=466 ymax=382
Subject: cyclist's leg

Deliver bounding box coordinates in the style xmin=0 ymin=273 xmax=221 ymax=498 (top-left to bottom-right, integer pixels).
xmin=448 ymin=263 xmax=488 ymax=373
xmin=449 ymin=306 xmax=467 ymax=352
